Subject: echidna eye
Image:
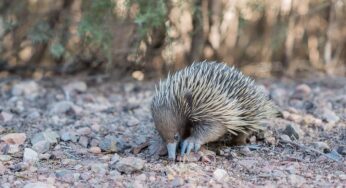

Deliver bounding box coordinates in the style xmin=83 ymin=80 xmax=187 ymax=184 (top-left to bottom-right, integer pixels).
xmin=174 ymin=134 xmax=179 ymax=141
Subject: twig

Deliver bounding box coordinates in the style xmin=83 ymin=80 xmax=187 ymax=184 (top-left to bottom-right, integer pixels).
xmin=279 ymin=139 xmax=341 ymax=163
xmin=14 ymin=174 xmax=29 ymax=180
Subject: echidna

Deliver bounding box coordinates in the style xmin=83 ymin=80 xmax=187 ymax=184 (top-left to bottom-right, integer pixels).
xmin=151 ymin=61 xmax=278 ymax=160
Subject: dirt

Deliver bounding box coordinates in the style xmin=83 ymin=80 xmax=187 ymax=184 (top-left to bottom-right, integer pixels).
xmin=0 ymin=75 xmax=345 ymax=188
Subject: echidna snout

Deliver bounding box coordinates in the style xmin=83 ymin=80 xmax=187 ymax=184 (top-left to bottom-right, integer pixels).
xmin=151 ymin=61 xmax=279 ymax=160
xmin=151 ymin=107 xmax=186 ymax=159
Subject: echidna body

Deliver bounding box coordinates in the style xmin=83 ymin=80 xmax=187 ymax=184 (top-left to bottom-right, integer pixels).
xmin=151 ymin=61 xmax=278 ymax=160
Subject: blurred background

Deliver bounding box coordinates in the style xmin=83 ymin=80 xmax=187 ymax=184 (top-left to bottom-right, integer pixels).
xmin=0 ymin=0 xmax=345 ymax=80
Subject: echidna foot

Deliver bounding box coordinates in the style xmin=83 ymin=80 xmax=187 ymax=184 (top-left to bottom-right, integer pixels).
xmin=180 ymin=138 xmax=201 ymax=156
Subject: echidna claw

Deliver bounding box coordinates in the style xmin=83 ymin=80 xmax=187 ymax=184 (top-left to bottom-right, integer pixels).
xmin=180 ymin=140 xmax=188 ymax=156
xmin=186 ymin=142 xmax=194 ymax=155
xmin=180 ymin=139 xmax=201 ymax=156
xmin=194 ymin=144 xmax=201 ymax=152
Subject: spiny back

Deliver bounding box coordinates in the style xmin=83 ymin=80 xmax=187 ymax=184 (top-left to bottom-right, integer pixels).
xmin=151 ymin=61 xmax=277 ymax=134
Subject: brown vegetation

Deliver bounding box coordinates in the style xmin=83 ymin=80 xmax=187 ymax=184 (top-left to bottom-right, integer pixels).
xmin=0 ymin=0 xmax=345 ymax=78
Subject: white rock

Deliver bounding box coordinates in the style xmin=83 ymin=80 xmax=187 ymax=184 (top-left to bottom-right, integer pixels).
xmin=64 ymin=81 xmax=87 ymax=93
xmin=280 ymin=134 xmax=291 ymax=142
xmin=321 ymin=109 xmax=339 ymax=123
xmin=0 ymin=155 xmax=12 ymax=161
xmin=7 ymin=144 xmax=20 ymax=154
xmin=12 ymin=81 xmax=40 ymax=98
xmin=23 ymin=148 xmax=39 ymax=163
xmin=49 ymin=101 xmax=74 ymax=115
xmin=213 ymin=168 xmax=228 ymax=182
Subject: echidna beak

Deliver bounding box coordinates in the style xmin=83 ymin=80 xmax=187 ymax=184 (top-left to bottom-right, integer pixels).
xmin=167 ymin=142 xmax=177 ymax=160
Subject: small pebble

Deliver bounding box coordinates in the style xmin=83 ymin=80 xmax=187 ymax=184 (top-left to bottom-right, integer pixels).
xmin=78 ymin=136 xmax=89 ymax=148
xmin=0 ymin=155 xmax=12 ymax=161
xmin=312 ymin=142 xmax=331 ymax=153
xmin=90 ymin=163 xmax=108 ymax=175
xmin=64 ymin=81 xmax=87 ymax=93
xmin=7 ymin=144 xmax=20 ymax=154
xmin=89 ymin=147 xmax=101 ymax=154
xmin=115 ymin=157 xmax=145 ymax=174
xmin=39 ymin=153 xmax=51 ymax=160
xmin=239 ymin=146 xmax=252 ymax=156
xmin=111 ymin=153 xmax=120 ymax=164
xmin=294 ymin=84 xmax=311 ymax=99
xmin=337 ymin=146 xmax=346 ymax=156
xmin=320 ymin=109 xmax=340 ymax=123
xmin=91 ymin=123 xmax=101 ymax=132
xmin=76 ymin=127 xmax=92 ymax=136
xmin=171 ymin=176 xmax=184 ymax=187
xmin=26 ymin=111 xmax=40 ymax=120
xmin=280 ymin=134 xmax=291 ymax=142
xmin=265 ymin=136 xmax=276 ymax=145
xmin=99 ymin=136 xmax=118 ymax=152
xmin=282 ymin=124 xmax=301 ymax=140
xmin=49 ymin=101 xmax=74 ymax=115
xmin=60 ymin=131 xmax=78 ymax=142
xmin=213 ymin=168 xmax=228 ymax=182
xmin=23 ymin=148 xmax=39 ymax=163
xmin=31 ymin=130 xmax=60 ymax=145
xmin=32 ymin=140 xmax=50 ymax=154
xmin=0 ymin=112 xmax=13 ymax=122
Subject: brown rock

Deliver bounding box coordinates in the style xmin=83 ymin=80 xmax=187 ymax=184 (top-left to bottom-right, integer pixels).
xmin=89 ymin=147 xmax=101 ymax=154
xmin=1 ymin=133 xmax=27 ymax=145
xmin=294 ymin=84 xmax=311 ymax=98
xmin=265 ymin=136 xmax=276 ymax=145
xmin=302 ymin=114 xmax=322 ymax=125
xmin=286 ymin=114 xmax=303 ymax=123
xmin=76 ymin=127 xmax=92 ymax=136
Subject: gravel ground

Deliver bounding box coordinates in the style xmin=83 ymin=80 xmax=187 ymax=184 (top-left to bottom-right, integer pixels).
xmin=0 ymin=75 xmax=345 ymax=188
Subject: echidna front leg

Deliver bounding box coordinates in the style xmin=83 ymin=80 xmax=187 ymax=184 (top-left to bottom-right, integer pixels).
xmin=180 ymin=122 xmax=227 ymax=156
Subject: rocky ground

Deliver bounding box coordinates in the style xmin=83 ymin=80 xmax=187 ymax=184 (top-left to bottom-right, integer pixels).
xmin=0 ymin=75 xmax=345 ymax=188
